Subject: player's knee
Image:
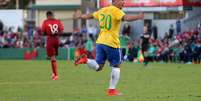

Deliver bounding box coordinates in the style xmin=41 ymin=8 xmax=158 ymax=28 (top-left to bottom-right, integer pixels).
xmin=50 ymin=56 xmax=56 ymax=61
xmin=112 ymin=64 xmax=120 ymax=68
xmin=96 ymin=64 xmax=104 ymax=72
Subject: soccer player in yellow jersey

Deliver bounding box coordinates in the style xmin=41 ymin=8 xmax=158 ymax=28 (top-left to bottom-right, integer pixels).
xmin=74 ymin=0 xmax=144 ymax=96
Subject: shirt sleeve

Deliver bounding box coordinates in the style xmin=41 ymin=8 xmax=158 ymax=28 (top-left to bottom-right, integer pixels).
xmin=59 ymin=20 xmax=64 ymax=32
xmin=114 ymin=9 xmax=125 ymax=21
xmin=92 ymin=11 xmax=99 ymax=20
xmin=41 ymin=21 xmax=46 ymax=33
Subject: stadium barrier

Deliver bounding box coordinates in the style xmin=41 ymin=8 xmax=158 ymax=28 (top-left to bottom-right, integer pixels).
xmin=0 ymin=48 xmax=75 ymax=60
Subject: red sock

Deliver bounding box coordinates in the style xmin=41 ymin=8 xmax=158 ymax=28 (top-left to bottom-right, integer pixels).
xmin=51 ymin=60 xmax=58 ymax=76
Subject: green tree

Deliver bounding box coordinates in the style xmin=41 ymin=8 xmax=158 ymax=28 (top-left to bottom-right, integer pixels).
xmin=0 ymin=0 xmax=34 ymax=9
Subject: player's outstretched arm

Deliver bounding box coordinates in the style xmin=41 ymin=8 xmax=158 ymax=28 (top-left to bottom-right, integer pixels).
xmin=74 ymin=10 xmax=93 ymax=20
xmin=80 ymin=14 xmax=93 ymax=19
xmin=123 ymin=13 xmax=144 ymax=21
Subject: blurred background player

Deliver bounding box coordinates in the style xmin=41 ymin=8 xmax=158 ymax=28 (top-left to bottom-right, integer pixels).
xmin=41 ymin=11 xmax=64 ymax=80
xmin=74 ymin=0 xmax=144 ymax=96
xmin=140 ymin=22 xmax=151 ymax=66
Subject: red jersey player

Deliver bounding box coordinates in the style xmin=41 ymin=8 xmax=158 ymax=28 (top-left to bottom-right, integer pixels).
xmin=41 ymin=11 xmax=64 ymax=80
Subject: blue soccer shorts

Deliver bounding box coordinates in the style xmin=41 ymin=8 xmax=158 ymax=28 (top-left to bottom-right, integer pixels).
xmin=96 ymin=44 xmax=122 ymax=67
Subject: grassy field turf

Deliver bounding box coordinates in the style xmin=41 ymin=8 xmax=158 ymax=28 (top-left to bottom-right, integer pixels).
xmin=0 ymin=60 xmax=201 ymax=101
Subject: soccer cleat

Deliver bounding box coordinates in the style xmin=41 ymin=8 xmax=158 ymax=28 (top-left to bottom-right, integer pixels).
xmin=74 ymin=54 xmax=88 ymax=66
xmin=107 ymin=89 xmax=123 ymax=96
xmin=51 ymin=74 xmax=59 ymax=80
xmin=52 ymin=75 xmax=59 ymax=80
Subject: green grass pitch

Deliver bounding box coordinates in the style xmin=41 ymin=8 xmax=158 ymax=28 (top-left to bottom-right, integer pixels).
xmin=0 ymin=60 xmax=201 ymax=101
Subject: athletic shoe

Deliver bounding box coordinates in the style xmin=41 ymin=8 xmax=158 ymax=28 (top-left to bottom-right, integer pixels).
xmin=107 ymin=89 xmax=123 ymax=96
xmin=74 ymin=54 xmax=88 ymax=66
xmin=52 ymin=74 xmax=58 ymax=80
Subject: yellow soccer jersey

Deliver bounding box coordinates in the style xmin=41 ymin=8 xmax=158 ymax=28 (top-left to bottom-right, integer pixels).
xmin=93 ymin=5 xmax=125 ymax=48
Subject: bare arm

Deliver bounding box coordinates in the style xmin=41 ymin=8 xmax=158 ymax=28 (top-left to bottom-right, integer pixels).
xmin=80 ymin=13 xmax=94 ymax=20
xmin=74 ymin=10 xmax=94 ymax=20
xmin=123 ymin=13 xmax=144 ymax=21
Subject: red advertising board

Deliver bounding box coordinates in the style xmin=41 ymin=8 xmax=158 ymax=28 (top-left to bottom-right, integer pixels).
xmin=183 ymin=0 xmax=201 ymax=6
xmin=99 ymin=0 xmax=201 ymax=7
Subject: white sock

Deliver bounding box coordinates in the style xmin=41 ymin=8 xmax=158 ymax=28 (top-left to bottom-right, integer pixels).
xmin=86 ymin=59 xmax=99 ymax=71
xmin=109 ymin=67 xmax=120 ymax=89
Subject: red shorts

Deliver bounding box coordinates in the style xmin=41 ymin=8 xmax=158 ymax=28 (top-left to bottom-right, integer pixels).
xmin=46 ymin=37 xmax=59 ymax=57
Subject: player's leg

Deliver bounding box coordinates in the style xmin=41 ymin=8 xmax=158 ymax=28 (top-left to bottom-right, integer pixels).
xmin=142 ymin=44 xmax=149 ymax=66
xmin=46 ymin=42 xmax=58 ymax=80
xmin=52 ymin=45 xmax=59 ymax=80
xmin=50 ymin=55 xmax=58 ymax=80
xmin=106 ymin=47 xmax=122 ymax=96
xmin=74 ymin=54 xmax=100 ymax=71
xmin=74 ymin=44 xmax=106 ymax=71
xmin=143 ymin=51 xmax=148 ymax=65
